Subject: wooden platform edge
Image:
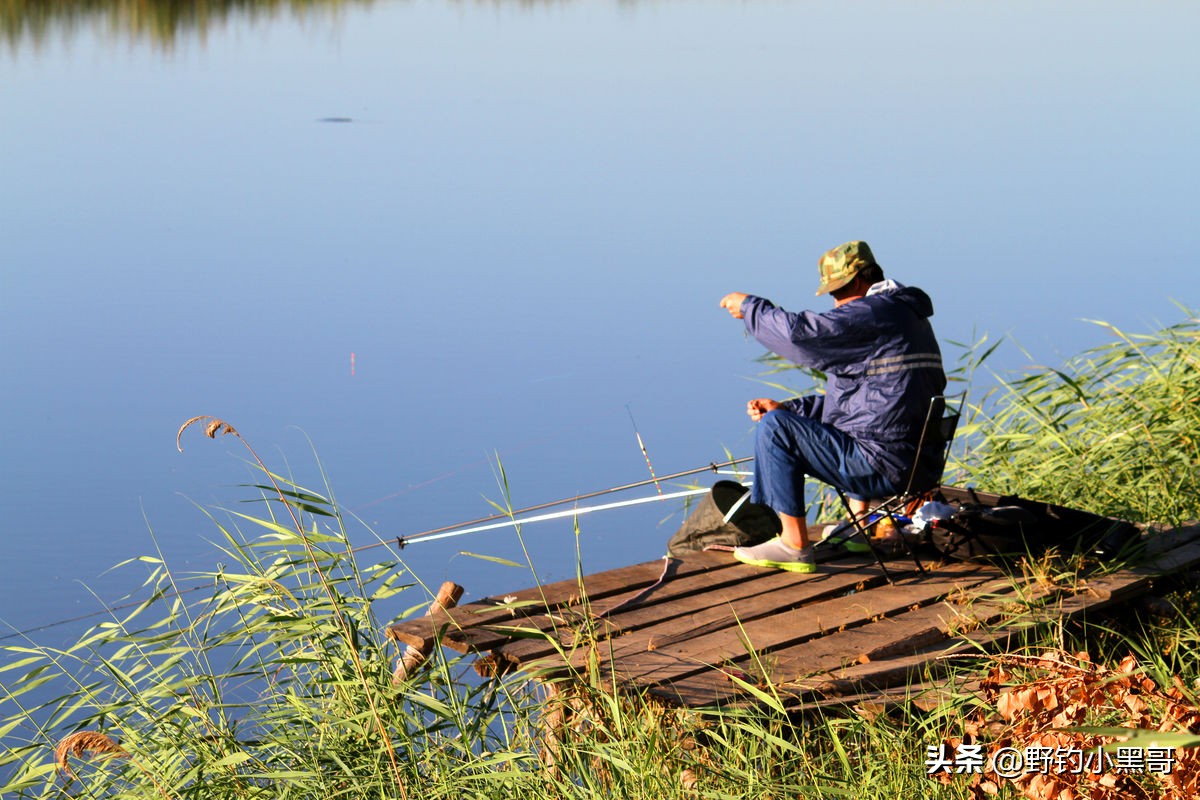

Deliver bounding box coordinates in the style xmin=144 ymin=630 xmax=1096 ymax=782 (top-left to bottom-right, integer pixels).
xmin=381 ymin=521 xmax=1200 ymax=712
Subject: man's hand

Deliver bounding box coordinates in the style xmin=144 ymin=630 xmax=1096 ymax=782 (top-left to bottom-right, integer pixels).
xmin=746 ymin=398 xmax=780 ymax=422
xmin=720 ymin=292 xmax=748 ymax=319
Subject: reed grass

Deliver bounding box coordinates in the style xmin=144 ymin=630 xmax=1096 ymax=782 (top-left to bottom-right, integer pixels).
xmin=2 ymin=312 xmax=1198 ymax=798
xmin=951 ymin=311 xmax=1200 ymax=526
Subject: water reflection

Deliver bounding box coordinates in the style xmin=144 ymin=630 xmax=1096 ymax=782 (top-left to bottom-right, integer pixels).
xmin=3 ymin=0 xmax=591 ymax=49
xmin=2 ymin=0 xmax=379 ymax=49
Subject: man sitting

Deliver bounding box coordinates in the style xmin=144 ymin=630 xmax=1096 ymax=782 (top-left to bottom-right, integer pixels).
xmin=719 ymin=240 xmax=946 ymax=572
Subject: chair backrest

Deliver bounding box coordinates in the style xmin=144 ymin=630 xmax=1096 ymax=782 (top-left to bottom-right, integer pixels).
xmin=904 ymin=393 xmax=965 ymax=495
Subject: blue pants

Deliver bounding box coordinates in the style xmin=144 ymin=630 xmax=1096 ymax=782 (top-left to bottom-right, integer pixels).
xmin=750 ymin=409 xmax=899 ymax=518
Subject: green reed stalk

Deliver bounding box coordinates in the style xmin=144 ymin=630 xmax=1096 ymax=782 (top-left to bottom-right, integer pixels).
xmin=953 ymin=312 xmax=1200 ymax=525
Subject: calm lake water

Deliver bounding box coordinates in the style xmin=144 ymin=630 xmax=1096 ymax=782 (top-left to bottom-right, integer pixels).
xmin=1 ymin=0 xmax=1197 ymax=654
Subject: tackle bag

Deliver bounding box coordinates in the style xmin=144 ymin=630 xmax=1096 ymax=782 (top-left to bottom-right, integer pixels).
xmin=926 ymin=486 xmax=1139 ymax=562
xmin=666 ymin=480 xmax=780 ymax=557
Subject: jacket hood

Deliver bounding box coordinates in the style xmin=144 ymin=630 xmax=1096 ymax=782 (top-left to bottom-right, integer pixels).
xmin=871 ymin=282 xmax=935 ymax=319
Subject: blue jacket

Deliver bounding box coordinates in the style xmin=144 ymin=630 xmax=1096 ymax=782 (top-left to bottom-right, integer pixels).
xmin=739 ymin=281 xmax=946 ymax=486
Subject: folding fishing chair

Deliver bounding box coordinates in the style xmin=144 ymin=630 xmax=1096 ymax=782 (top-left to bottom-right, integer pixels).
xmin=828 ymin=393 xmax=965 ymax=583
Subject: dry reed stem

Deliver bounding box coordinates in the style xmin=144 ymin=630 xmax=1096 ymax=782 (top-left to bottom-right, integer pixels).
xmin=55 ymin=730 xmax=128 ymax=779
xmin=55 ymin=730 xmax=176 ymax=799
xmin=176 ymin=415 xmax=238 ymax=452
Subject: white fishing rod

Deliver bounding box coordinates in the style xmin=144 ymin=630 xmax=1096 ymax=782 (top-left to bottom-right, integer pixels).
xmin=407 ymin=485 xmax=714 ymax=545
xmin=351 ymin=455 xmax=755 ymax=554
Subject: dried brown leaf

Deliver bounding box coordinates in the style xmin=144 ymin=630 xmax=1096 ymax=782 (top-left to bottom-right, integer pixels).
xmin=679 ymin=768 xmax=698 ymax=790
xmin=997 ymin=691 xmax=1020 ymax=721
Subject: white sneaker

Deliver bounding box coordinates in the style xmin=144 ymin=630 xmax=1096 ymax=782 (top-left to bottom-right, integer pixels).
xmin=733 ymin=537 xmax=817 ymax=573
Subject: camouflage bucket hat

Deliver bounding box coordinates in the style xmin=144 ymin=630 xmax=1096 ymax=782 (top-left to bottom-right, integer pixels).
xmin=815 ymin=240 xmax=877 ymax=296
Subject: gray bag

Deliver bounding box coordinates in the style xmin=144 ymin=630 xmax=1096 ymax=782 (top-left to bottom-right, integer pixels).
xmin=666 ymin=480 xmax=780 ymax=556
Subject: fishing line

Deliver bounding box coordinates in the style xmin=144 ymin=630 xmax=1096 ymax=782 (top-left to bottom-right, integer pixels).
xmin=0 ymin=584 xmax=212 ymax=643
xmin=352 ymin=405 xmax=637 ymax=513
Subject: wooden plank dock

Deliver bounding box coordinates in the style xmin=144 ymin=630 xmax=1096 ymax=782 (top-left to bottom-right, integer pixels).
xmin=387 ymin=519 xmax=1200 ymax=713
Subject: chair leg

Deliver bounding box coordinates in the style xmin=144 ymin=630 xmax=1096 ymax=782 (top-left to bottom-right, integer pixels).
xmin=835 ymin=488 xmax=896 ymax=585
xmin=882 ymin=505 xmax=928 ymax=576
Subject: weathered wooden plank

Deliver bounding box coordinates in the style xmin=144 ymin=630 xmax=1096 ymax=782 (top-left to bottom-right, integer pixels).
xmin=387 ymin=550 xmax=736 ymax=650
xmin=628 ymin=561 xmax=902 ymax=651
xmin=646 ymin=672 xmax=976 ymax=712
xmin=448 ymin=557 xmax=851 ymax=659
xmin=768 ymin=578 xmax=1042 ymax=677
xmin=512 ymin=560 xmax=971 ymax=703
xmin=385 ymin=517 xmax=945 ymax=647
xmin=1138 ymin=523 xmax=1200 ymax=555
xmin=586 ymin=552 xmax=877 ymax=620
xmin=391 ymin=540 xmax=890 ymax=653
xmin=494 ymin=555 xmax=971 ymax=674
xmin=632 ymin=566 xmax=993 ymax=682
xmin=489 ymin=555 xmax=899 ymax=671
xmin=665 ymin=578 xmax=1041 ymax=707
xmin=398 ymin=555 xmax=875 ymax=660
xmin=642 ymin=672 xmax=745 ymax=707
xmin=640 ymin=584 xmax=1015 ymax=707
xmin=546 ymin=563 xmax=994 ymax=693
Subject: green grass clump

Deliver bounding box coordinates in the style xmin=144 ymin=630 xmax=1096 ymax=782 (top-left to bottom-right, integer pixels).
xmin=0 ymin=419 xmax=526 ymax=798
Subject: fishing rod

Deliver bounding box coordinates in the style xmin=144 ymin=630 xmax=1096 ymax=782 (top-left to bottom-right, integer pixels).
xmin=7 ymin=462 xmax=756 ymax=642
xmin=351 ymin=455 xmax=754 ymax=553
xmin=384 ymin=485 xmax=713 ymax=547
